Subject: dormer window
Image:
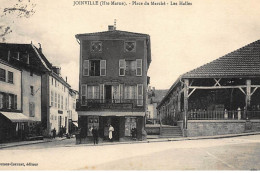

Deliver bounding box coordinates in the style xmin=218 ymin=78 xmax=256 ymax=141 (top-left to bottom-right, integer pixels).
xmin=125 ymin=41 xmax=136 ymax=52
xmin=91 ymin=41 xmax=102 ymax=52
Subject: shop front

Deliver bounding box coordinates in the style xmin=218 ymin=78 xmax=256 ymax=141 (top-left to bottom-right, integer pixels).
xmin=77 ymin=113 xmax=145 ymax=144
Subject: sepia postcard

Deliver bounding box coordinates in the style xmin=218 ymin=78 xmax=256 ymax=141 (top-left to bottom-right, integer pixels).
xmin=0 ymin=0 xmax=260 ymax=171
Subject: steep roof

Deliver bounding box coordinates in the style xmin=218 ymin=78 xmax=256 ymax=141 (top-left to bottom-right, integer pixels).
xmin=153 ymin=90 xmax=168 ymax=103
xmin=0 ymin=43 xmax=51 ymax=73
xmin=182 ymin=40 xmax=260 ymax=78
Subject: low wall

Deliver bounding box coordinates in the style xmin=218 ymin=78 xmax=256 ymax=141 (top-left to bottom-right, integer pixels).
xmin=177 ymin=120 xmax=260 ymax=137
xmin=145 ymin=126 xmax=160 ymax=135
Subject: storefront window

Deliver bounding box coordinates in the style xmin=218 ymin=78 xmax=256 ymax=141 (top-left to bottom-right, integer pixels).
xmin=125 ymin=117 xmax=136 ymax=136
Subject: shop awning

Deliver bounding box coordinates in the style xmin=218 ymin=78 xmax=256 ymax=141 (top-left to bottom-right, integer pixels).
xmin=73 ymin=122 xmax=78 ymax=127
xmin=0 ymin=111 xmax=31 ymax=122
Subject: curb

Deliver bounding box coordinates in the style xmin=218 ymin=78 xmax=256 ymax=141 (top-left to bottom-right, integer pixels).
xmin=0 ymin=138 xmax=67 ymax=149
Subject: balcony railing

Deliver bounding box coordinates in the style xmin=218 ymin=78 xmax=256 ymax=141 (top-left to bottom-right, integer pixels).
xmin=76 ymin=99 xmax=144 ymax=111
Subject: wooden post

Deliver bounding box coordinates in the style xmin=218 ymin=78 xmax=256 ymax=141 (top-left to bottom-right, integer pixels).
xmin=183 ymin=79 xmax=189 ymax=134
xmin=245 ymin=80 xmax=251 ymax=120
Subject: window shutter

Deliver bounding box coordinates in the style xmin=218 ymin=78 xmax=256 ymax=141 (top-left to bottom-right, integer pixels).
xmin=81 ymin=84 xmax=87 ymax=105
xmin=83 ymin=60 xmax=89 ymax=76
xmin=100 ymin=60 xmax=106 ymax=76
xmin=119 ymin=84 xmax=124 ymax=102
xmin=137 ymin=84 xmax=143 ymax=106
xmin=136 ymin=59 xmax=142 ymax=76
xmin=119 ymin=59 xmax=125 ymax=76
xmin=100 ymin=84 xmax=104 ymax=102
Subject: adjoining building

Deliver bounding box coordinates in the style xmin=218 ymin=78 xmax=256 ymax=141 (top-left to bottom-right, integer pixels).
xmin=0 ymin=43 xmax=47 ymax=142
xmin=147 ymin=86 xmax=167 ymax=124
xmin=68 ymin=89 xmax=79 ymax=134
xmin=0 ymin=43 xmax=78 ymax=142
xmin=157 ymin=40 xmax=260 ymax=137
xmin=75 ymin=25 xmax=151 ymax=142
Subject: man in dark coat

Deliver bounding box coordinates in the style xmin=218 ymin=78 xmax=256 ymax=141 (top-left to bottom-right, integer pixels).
xmin=92 ymin=127 xmax=99 ymax=145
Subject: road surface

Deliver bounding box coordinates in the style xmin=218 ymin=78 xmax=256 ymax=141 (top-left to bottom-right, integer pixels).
xmin=0 ymin=135 xmax=260 ymax=170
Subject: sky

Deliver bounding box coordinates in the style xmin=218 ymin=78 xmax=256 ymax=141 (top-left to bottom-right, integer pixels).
xmin=1 ymin=0 xmax=260 ymax=91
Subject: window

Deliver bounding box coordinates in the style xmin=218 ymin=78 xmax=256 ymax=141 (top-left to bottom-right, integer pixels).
xmin=30 ymin=86 xmax=34 ymax=95
xmin=91 ymin=41 xmax=102 ymax=52
xmin=125 ymin=60 xmax=136 ymax=76
xmin=87 ymin=86 xmax=99 ymax=99
xmin=55 ymin=80 xmax=57 ymax=87
xmin=100 ymin=60 xmax=106 ymax=76
xmin=55 ymin=92 xmax=57 ymax=108
xmin=137 ymin=84 xmax=143 ymax=106
xmin=29 ymin=102 xmax=35 ymax=117
xmin=90 ymin=60 xmax=100 ymax=76
xmin=51 ymin=91 xmax=54 ymax=106
xmin=58 ymin=94 xmax=60 ymax=109
xmin=83 ymin=60 xmax=106 ymax=76
xmin=119 ymin=59 xmax=126 ymax=76
xmin=124 ymin=85 xmax=136 ymax=100
xmin=136 ymin=59 xmax=142 ymax=76
xmin=125 ymin=41 xmax=136 ymax=52
xmin=8 ymin=71 xmax=13 ymax=83
xmin=61 ymin=96 xmax=63 ymax=109
xmin=65 ymin=97 xmax=67 ymax=110
xmin=0 ymin=68 xmax=6 ymax=82
xmin=0 ymin=93 xmax=3 ymax=109
xmin=81 ymin=84 xmax=87 ymax=105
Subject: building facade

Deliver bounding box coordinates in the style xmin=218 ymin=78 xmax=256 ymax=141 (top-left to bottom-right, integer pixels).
xmin=0 ymin=43 xmax=48 ymax=142
xmin=75 ymin=26 xmax=151 ymax=142
xmin=68 ymin=89 xmax=79 ymax=134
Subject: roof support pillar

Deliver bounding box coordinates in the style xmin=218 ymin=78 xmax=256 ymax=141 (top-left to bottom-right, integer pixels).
xmin=245 ymin=79 xmax=251 ymax=120
xmin=183 ymin=79 xmax=189 ymax=136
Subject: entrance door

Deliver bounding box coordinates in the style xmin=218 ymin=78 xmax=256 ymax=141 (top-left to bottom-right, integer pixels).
xmin=58 ymin=116 xmax=62 ymax=132
xmin=103 ymin=116 xmax=120 ymax=141
xmin=105 ymin=85 xmax=112 ymax=103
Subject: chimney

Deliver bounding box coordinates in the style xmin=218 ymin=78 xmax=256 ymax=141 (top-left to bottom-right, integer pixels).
xmin=66 ymin=76 xmax=67 ymax=82
xmin=108 ymin=25 xmax=114 ymax=31
xmin=152 ymin=87 xmax=155 ymax=91
xmin=149 ymin=86 xmax=151 ymax=91
xmin=38 ymin=43 xmax=42 ymax=53
xmin=52 ymin=66 xmax=61 ymax=75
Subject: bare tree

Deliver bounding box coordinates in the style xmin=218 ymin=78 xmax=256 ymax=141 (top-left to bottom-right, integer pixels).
xmin=0 ymin=0 xmax=36 ymax=42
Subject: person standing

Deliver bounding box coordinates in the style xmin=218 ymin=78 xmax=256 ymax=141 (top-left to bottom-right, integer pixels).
xmin=108 ymin=125 xmax=114 ymax=141
xmin=92 ymin=127 xmax=99 ymax=145
xmin=52 ymin=128 xmax=56 ymax=139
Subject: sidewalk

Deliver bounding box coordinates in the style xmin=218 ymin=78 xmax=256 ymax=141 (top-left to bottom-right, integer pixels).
xmin=1 ymin=131 xmax=260 ymax=149
xmin=0 ymin=137 xmax=66 ymax=149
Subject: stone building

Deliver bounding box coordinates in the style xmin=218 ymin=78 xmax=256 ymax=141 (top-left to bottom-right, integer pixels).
xmin=75 ymin=25 xmax=151 ymax=142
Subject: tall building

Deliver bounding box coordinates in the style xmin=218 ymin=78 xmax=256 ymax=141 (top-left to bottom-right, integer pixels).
xmin=75 ymin=25 xmax=151 ymax=142
xmin=0 ymin=43 xmax=47 ymax=142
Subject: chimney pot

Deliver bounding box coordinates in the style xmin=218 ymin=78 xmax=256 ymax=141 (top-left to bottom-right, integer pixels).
xmin=108 ymin=25 xmax=114 ymax=31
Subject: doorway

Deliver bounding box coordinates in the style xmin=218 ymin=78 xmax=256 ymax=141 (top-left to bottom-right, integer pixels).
xmin=105 ymin=85 xmax=112 ymax=102
xmin=103 ymin=116 xmax=120 ymax=141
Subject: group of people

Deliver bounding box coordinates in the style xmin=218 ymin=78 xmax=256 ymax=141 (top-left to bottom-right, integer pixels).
xmin=90 ymin=125 xmax=114 ymax=145
xmin=51 ymin=126 xmax=67 ymax=139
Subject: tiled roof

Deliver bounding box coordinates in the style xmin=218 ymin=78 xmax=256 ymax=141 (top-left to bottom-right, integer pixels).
xmin=153 ymin=90 xmax=168 ymax=103
xmin=0 ymin=43 xmax=51 ymax=73
xmin=75 ymin=30 xmax=149 ymax=38
xmin=182 ymin=40 xmax=260 ymax=78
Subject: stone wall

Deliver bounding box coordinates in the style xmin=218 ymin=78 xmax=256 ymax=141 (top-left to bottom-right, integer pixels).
xmin=176 ymin=120 xmax=260 ymax=137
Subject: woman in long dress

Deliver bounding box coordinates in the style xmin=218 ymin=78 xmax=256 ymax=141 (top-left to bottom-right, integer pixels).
xmin=108 ymin=125 xmax=114 ymax=141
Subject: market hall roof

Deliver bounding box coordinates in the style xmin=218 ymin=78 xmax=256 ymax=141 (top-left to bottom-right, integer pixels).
xmin=182 ymin=40 xmax=260 ymax=78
